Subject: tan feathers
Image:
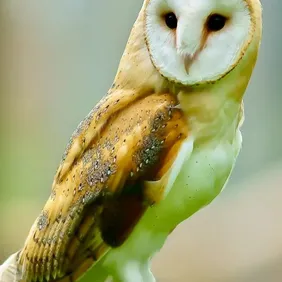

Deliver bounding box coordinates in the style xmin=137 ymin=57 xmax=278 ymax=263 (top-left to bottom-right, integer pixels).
xmin=18 ymin=92 xmax=189 ymax=281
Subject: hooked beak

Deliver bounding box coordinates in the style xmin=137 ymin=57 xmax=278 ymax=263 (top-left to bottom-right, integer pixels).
xmin=182 ymin=48 xmax=202 ymax=75
xmin=183 ymin=54 xmax=194 ymax=74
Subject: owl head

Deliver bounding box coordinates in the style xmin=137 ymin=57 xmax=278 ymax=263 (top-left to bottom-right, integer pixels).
xmin=142 ymin=0 xmax=262 ymax=85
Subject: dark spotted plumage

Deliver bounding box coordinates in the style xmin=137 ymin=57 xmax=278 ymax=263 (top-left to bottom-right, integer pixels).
xmin=17 ymin=92 xmax=188 ymax=282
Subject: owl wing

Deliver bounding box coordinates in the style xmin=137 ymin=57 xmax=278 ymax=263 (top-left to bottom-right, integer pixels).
xmin=17 ymin=91 xmax=189 ymax=282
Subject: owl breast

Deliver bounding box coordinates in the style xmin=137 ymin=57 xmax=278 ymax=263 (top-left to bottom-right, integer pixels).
xmin=99 ymin=130 xmax=242 ymax=273
xmin=140 ymin=129 xmax=242 ymax=236
xmin=168 ymin=130 xmax=242 ymax=221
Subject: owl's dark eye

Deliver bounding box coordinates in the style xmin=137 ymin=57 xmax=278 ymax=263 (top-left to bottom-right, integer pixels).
xmin=164 ymin=12 xmax=178 ymax=29
xmin=206 ymin=14 xmax=227 ymax=32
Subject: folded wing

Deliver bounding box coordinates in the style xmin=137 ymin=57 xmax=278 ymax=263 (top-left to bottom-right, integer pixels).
xmin=18 ymin=91 xmax=189 ymax=282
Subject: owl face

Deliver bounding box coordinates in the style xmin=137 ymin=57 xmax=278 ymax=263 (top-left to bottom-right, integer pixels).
xmin=144 ymin=0 xmax=259 ymax=85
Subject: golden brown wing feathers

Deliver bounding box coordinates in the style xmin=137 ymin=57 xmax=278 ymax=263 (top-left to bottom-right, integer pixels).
xmin=18 ymin=92 xmax=189 ymax=282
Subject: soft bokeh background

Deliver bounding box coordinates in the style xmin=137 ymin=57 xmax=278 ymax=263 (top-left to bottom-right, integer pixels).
xmin=0 ymin=0 xmax=281 ymax=281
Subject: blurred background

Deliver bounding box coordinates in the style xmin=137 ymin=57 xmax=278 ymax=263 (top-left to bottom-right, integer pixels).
xmin=0 ymin=0 xmax=281 ymax=281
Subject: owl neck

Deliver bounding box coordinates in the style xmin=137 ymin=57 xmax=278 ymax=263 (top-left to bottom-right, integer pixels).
xmin=178 ymin=89 xmax=243 ymax=145
xmin=176 ymin=71 xmax=251 ymax=145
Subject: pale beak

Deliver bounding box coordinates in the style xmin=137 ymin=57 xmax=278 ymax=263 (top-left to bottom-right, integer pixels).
xmin=183 ymin=54 xmax=194 ymax=74
xmin=183 ymin=48 xmax=201 ymax=74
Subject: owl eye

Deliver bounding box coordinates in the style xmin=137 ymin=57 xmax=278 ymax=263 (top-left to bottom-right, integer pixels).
xmin=206 ymin=14 xmax=227 ymax=32
xmin=164 ymin=12 xmax=178 ymax=29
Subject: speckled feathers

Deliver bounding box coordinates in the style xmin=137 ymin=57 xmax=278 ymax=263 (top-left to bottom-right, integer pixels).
xmin=18 ymin=92 xmax=188 ymax=282
xmin=15 ymin=0 xmax=263 ymax=281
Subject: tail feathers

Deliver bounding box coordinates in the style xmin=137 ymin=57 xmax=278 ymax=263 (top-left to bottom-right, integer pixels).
xmin=0 ymin=251 xmax=110 ymax=282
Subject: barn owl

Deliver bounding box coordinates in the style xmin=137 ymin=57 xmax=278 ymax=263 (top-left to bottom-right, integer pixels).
xmin=1 ymin=0 xmax=262 ymax=281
